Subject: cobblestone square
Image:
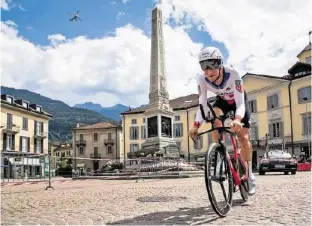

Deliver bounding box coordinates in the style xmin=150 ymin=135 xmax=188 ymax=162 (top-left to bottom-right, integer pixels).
xmin=1 ymin=172 xmax=311 ymax=225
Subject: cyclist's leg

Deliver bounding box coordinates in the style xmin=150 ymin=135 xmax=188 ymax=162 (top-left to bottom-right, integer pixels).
xmin=236 ymin=102 xmax=256 ymax=195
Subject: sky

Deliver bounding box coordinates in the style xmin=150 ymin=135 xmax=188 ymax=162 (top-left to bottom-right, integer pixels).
xmin=1 ymin=0 xmax=312 ymax=108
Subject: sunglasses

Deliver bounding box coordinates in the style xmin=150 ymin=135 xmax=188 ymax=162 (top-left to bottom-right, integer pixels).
xmin=199 ymin=59 xmax=222 ymax=71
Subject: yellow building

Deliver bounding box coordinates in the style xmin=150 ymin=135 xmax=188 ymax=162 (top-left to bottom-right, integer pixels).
xmin=1 ymin=94 xmax=52 ymax=178
xmin=72 ymin=122 xmax=123 ymax=173
xmin=121 ymin=43 xmax=311 ymax=165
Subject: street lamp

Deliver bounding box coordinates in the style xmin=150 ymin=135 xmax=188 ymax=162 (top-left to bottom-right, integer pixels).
xmin=302 ymin=97 xmax=310 ymax=157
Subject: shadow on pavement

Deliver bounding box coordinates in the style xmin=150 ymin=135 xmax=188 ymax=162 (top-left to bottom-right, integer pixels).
xmin=107 ymin=199 xmax=247 ymax=225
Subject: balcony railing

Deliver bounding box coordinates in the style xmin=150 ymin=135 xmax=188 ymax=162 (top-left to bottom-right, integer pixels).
xmin=1 ymin=123 xmax=20 ymax=134
xmin=34 ymin=131 xmax=48 ymax=138
xmin=104 ymin=139 xmax=114 ymax=145
xmin=90 ymin=153 xmax=101 ymax=159
xmin=75 ymin=140 xmax=86 ymax=146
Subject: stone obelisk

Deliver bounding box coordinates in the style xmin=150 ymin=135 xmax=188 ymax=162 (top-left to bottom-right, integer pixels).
xmin=140 ymin=4 xmax=177 ymax=155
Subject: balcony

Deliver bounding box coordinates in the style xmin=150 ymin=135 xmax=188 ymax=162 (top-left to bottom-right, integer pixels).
xmin=90 ymin=153 xmax=101 ymax=159
xmin=104 ymin=139 xmax=114 ymax=146
xmin=1 ymin=123 xmax=20 ymax=134
xmin=34 ymin=131 xmax=48 ymax=139
xmin=75 ymin=140 xmax=86 ymax=146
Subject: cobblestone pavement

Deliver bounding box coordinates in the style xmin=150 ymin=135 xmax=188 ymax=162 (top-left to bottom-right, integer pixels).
xmin=1 ymin=172 xmax=311 ymax=225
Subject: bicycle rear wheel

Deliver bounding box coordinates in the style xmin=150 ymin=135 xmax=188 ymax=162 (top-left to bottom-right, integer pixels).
xmin=204 ymin=143 xmax=233 ymax=217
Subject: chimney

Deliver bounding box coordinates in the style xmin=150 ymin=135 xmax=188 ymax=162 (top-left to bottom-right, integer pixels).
xmin=76 ymin=123 xmax=80 ymax=128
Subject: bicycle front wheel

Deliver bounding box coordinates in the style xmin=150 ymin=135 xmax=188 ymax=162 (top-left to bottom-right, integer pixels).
xmin=204 ymin=143 xmax=233 ymax=217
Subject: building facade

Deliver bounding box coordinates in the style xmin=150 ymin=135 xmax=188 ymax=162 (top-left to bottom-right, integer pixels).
xmin=121 ymin=43 xmax=311 ymax=166
xmin=1 ymin=94 xmax=52 ymax=178
xmin=72 ymin=122 xmax=123 ymax=173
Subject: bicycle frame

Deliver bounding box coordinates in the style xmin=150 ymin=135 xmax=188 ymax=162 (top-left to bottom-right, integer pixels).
xmin=195 ymin=101 xmax=248 ymax=186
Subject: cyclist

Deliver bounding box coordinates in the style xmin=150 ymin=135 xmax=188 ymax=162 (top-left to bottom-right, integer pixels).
xmin=189 ymin=46 xmax=256 ymax=196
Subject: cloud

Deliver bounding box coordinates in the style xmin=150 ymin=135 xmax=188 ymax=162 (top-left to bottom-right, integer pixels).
xmin=116 ymin=12 xmax=125 ymax=20
xmin=26 ymin=26 xmax=34 ymax=30
xmin=1 ymin=20 xmax=201 ymax=108
xmin=1 ymin=0 xmax=10 ymax=10
xmin=157 ymin=0 xmax=312 ymax=77
xmin=122 ymin=0 xmax=130 ymax=4
xmin=1 ymin=0 xmax=26 ymax=11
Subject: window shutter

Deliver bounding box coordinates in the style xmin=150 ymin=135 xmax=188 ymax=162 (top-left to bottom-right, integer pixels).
xmin=12 ymin=135 xmax=15 ymax=150
xmin=34 ymin=138 xmax=37 ymax=152
xmin=34 ymin=120 xmax=37 ymax=135
xmin=27 ymin=137 xmax=30 ymax=152
xmin=3 ymin=133 xmax=7 ymax=150
xmin=136 ymin=126 xmax=139 ymax=140
xmin=269 ymin=124 xmax=273 ymax=138
xmin=41 ymin=122 xmax=43 ymax=133
xmin=255 ymin=126 xmax=259 ymax=140
xmin=173 ymin=124 xmax=176 ymax=137
xmin=180 ymin=123 xmax=183 ymax=137
xmin=254 ymin=100 xmax=258 ymax=112
xmin=279 ymin=122 xmax=284 ymax=138
xmin=129 ymin=127 xmax=132 ymax=140
xmin=41 ymin=139 xmax=43 ymax=153
xmin=267 ymin=96 xmax=270 ymax=110
xmin=20 ymin=136 xmax=22 ymax=151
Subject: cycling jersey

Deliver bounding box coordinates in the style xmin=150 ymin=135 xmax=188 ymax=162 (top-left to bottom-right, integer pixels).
xmin=195 ymin=65 xmax=246 ymax=126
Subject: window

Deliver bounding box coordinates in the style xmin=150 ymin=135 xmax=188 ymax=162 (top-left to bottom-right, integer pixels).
xmin=108 ymin=133 xmax=112 ymax=140
xmin=131 ymin=119 xmax=137 ymax=124
xmin=267 ymin=94 xmax=279 ymax=110
xmin=6 ymin=96 xmax=13 ymax=104
xmin=249 ymin=126 xmax=258 ymax=141
xmin=173 ymin=123 xmax=183 ymax=137
xmin=107 ymin=146 xmax=112 ymax=155
xmin=7 ymin=113 xmax=12 ymax=128
xmin=130 ymin=143 xmax=139 ymax=152
xmin=94 ymin=147 xmax=98 ymax=155
xmin=35 ymin=121 xmax=43 ymax=135
xmin=302 ymin=114 xmax=311 ymax=135
xmin=79 ymin=146 xmax=84 ymax=154
xmin=36 ymin=106 xmax=41 ymax=112
xmin=22 ymin=102 xmax=28 ymax=108
xmin=93 ymin=133 xmax=98 ymax=141
xmin=6 ymin=134 xmax=13 ymax=150
xmin=143 ymin=118 xmax=146 ymax=123
xmin=248 ymin=100 xmax=257 ymax=113
xmin=21 ymin=137 xmax=28 ymax=152
xmin=79 ymin=134 xmax=84 ymax=140
xmin=22 ymin=118 xmax=28 ymax=130
xmin=298 ymin=86 xmax=311 ymax=103
xmin=141 ymin=125 xmax=146 ymax=139
xmin=175 ymin=115 xmax=180 ymax=121
xmin=194 ymin=136 xmax=203 ymax=149
xmin=35 ymin=138 xmax=42 ymax=153
xmin=269 ymin=122 xmax=283 ymax=138
xmin=130 ymin=126 xmax=139 ymax=140
xmin=306 ymin=56 xmax=311 ymax=65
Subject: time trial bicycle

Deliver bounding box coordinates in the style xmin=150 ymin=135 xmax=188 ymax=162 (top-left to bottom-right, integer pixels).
xmin=192 ymin=100 xmax=249 ymax=217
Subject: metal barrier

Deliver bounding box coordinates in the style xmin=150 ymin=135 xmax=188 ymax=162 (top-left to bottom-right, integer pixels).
xmin=1 ymin=152 xmax=49 ymax=183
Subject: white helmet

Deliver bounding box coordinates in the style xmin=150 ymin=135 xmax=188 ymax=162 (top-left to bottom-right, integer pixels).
xmin=198 ymin=47 xmax=223 ymax=70
xmin=198 ymin=46 xmax=223 ymax=62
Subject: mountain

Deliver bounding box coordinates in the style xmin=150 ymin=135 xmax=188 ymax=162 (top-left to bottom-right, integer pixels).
xmin=1 ymin=86 xmax=117 ymax=141
xmin=74 ymin=102 xmax=128 ymax=121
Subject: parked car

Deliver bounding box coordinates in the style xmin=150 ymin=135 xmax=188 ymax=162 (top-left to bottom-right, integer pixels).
xmin=259 ymin=150 xmax=297 ymax=175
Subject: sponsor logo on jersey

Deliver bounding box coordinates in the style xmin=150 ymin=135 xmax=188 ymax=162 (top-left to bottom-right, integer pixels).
xmin=235 ymin=80 xmax=244 ymax=93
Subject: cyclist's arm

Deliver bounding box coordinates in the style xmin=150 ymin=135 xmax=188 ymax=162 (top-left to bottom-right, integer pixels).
xmin=194 ymin=76 xmax=209 ymax=128
xmin=233 ymin=72 xmax=245 ymax=121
